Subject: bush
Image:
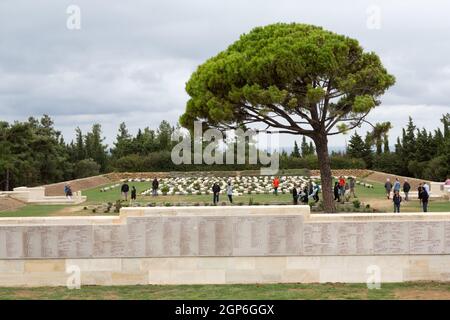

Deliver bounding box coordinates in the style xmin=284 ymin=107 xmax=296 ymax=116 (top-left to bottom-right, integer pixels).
xmin=114 ymin=200 xmax=122 ymax=213
xmin=160 ymin=185 xmax=170 ymax=195
xmin=330 ymin=155 xmax=366 ymax=169
xmin=74 ymin=159 xmax=100 ymax=179
xmin=353 ymin=199 xmax=361 ymax=209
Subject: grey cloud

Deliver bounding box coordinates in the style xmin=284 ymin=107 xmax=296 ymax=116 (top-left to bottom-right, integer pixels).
xmin=0 ymin=0 xmax=449 ymax=146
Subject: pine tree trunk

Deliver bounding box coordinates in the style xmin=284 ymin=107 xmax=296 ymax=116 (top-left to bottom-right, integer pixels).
xmin=5 ymin=168 xmax=10 ymax=191
xmin=314 ymin=134 xmax=336 ymax=213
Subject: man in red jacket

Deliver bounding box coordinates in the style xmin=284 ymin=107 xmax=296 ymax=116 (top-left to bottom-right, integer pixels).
xmin=273 ymin=177 xmax=280 ymax=196
xmin=338 ymin=176 xmax=346 ymax=201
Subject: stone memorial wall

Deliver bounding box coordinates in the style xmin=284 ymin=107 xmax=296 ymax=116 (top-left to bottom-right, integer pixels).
xmin=1 ymin=207 xmax=450 ymax=259
xmin=1 ymin=206 xmax=450 ymax=286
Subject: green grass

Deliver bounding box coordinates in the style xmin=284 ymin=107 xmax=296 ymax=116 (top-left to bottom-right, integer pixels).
xmin=83 ymin=182 xmax=151 ymax=203
xmin=1 ymin=179 xmax=449 ymax=217
xmin=349 ymin=180 xmax=387 ymax=198
xmin=0 ymin=282 xmax=449 ymax=300
xmin=0 ymin=205 xmax=70 ymax=218
xmin=84 ymin=182 xmax=296 ymax=206
xmin=401 ymin=200 xmax=450 ymax=212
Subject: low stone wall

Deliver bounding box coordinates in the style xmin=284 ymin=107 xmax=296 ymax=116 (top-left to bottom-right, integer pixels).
xmin=43 ymin=175 xmax=112 ymax=196
xmin=3 ymin=187 xmax=86 ymax=205
xmin=1 ymin=255 xmax=449 ymax=287
xmin=1 ymin=206 xmax=450 ymax=287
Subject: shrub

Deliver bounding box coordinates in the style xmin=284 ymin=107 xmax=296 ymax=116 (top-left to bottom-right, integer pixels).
xmin=74 ymin=159 xmax=100 ymax=179
xmin=330 ymin=155 xmax=366 ymax=169
xmin=353 ymin=199 xmax=361 ymax=209
xmin=114 ymin=200 xmax=122 ymax=213
xmin=160 ymin=185 xmax=170 ymax=195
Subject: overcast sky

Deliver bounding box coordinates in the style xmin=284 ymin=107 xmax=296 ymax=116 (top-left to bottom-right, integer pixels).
xmin=0 ymin=0 xmax=449 ymax=149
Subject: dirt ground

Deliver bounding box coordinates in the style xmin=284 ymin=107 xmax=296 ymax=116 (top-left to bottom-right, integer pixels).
xmin=44 ymin=175 xmax=112 ymax=196
xmin=365 ymin=171 xmax=430 ymax=190
xmin=394 ymin=289 xmax=450 ymax=300
xmin=0 ymin=197 xmax=25 ymax=212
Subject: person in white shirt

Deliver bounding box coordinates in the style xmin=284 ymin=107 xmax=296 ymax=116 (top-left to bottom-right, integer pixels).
xmin=423 ymin=182 xmax=430 ymax=196
xmin=226 ymin=181 xmax=233 ymax=204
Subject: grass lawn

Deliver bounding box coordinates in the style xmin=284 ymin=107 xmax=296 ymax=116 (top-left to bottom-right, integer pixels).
xmin=0 ymin=205 xmax=72 ymax=218
xmin=1 ymin=179 xmax=449 ymax=217
xmin=0 ymin=282 xmax=449 ymax=300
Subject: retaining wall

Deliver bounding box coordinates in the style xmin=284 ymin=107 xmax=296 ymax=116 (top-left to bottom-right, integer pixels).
xmin=0 ymin=206 xmax=449 ymax=287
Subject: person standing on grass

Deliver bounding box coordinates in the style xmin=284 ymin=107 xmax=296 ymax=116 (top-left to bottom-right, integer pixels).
xmin=418 ymin=183 xmax=424 ymax=204
xmin=393 ymin=178 xmax=401 ymax=194
xmin=273 ymin=177 xmax=280 ymax=196
xmin=131 ymin=186 xmax=137 ymax=202
xmin=420 ymin=185 xmax=429 ymax=212
xmin=338 ymin=176 xmax=346 ymax=201
xmin=384 ymin=178 xmax=393 ymax=199
xmin=300 ymin=186 xmax=309 ymax=204
xmin=152 ymin=178 xmax=159 ymax=196
xmin=226 ymin=181 xmax=233 ymax=204
xmin=212 ymin=182 xmax=221 ymax=205
xmin=423 ymin=181 xmax=430 ymax=197
xmin=292 ymin=186 xmax=298 ymax=205
xmin=393 ymin=190 xmax=402 ymax=213
xmin=121 ymin=182 xmax=130 ymax=201
xmin=403 ymin=179 xmax=411 ymax=201
xmin=311 ymin=184 xmax=320 ymax=203
xmin=349 ymin=177 xmax=356 ymax=198
xmin=333 ymin=182 xmax=340 ymax=201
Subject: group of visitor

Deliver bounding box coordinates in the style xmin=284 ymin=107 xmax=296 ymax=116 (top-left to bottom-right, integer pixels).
xmin=212 ymin=177 xmax=321 ymax=206
xmin=292 ymin=182 xmax=320 ymax=205
xmin=116 ymin=175 xmax=445 ymax=211
xmin=120 ymin=178 xmax=161 ymax=202
xmin=333 ymin=176 xmax=356 ymax=202
xmin=211 ymin=181 xmax=234 ymax=205
xmin=385 ymin=178 xmax=429 ymax=213
xmin=120 ymin=183 xmax=137 ymax=202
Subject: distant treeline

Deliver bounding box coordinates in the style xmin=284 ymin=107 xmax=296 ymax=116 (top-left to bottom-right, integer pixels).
xmin=0 ymin=114 xmax=449 ymax=190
